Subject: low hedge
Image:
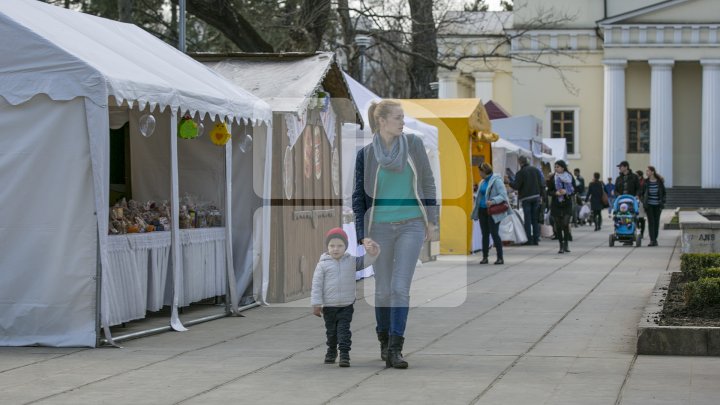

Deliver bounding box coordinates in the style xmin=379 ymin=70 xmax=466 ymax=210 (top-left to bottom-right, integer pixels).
xmin=698 ymin=267 xmax=720 ymax=279
xmin=684 ymin=277 xmax=720 ymax=308
xmin=680 ymin=253 xmax=720 ymax=280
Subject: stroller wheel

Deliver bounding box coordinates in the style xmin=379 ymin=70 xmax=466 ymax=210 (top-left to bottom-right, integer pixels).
xmin=609 ymin=234 xmax=615 ymax=247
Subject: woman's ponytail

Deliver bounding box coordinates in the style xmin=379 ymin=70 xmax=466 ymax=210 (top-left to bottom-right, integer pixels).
xmin=368 ymin=102 xmax=378 ymax=134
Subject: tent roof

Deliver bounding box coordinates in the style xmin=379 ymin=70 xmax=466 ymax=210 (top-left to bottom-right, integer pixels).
xmin=397 ymin=98 xmax=496 ymax=140
xmin=194 ymin=52 xmax=361 ymax=124
xmin=0 ymin=0 xmax=271 ymax=124
xmin=484 ymin=100 xmax=511 ymax=120
xmin=342 ymin=72 xmax=438 ymax=151
xmin=493 ymin=138 xmax=531 ymax=155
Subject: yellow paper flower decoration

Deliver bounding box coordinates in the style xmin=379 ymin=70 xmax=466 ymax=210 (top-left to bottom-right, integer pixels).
xmin=210 ymin=122 xmax=231 ymax=146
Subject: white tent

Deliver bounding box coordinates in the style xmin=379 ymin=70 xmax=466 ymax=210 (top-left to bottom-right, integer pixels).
xmin=543 ymin=138 xmax=568 ymax=162
xmin=0 ymin=0 xmax=272 ymax=347
xmin=491 ymin=138 xmax=532 ymax=177
xmin=340 ymin=73 xmax=441 ymax=212
xmin=490 ymin=115 xmax=553 ymax=168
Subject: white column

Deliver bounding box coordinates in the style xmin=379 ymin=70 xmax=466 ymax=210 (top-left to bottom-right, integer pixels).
xmin=472 ymin=71 xmax=495 ymax=102
xmin=702 ymin=59 xmax=720 ymax=188
xmin=649 ymin=59 xmax=674 ymax=187
xmin=603 ymin=59 xmax=627 ymax=181
xmin=437 ymin=70 xmax=460 ymax=99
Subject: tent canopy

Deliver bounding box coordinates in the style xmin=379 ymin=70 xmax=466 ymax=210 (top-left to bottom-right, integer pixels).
xmin=0 ymin=0 xmax=272 ymax=347
xmin=194 ymin=52 xmax=358 ymax=125
xmin=0 ymin=0 xmax=271 ymax=124
xmin=543 ymin=138 xmax=568 ymax=161
xmin=493 ymin=138 xmax=531 ymax=155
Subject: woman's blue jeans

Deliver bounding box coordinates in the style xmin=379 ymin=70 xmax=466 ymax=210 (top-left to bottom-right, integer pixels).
xmin=370 ymin=218 xmax=425 ymax=337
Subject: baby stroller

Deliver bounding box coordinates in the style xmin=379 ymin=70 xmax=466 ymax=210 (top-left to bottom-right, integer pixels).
xmin=609 ymin=194 xmax=642 ymax=247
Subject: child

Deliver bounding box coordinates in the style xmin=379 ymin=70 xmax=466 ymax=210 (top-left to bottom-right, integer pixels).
xmin=311 ymin=227 xmax=379 ymax=367
xmin=614 ymin=203 xmax=634 ymax=227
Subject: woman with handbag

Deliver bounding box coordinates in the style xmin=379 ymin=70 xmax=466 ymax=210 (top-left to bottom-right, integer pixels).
xmin=585 ymin=172 xmax=605 ymax=231
xmin=471 ymin=162 xmax=510 ymax=265
xmin=547 ymin=160 xmax=574 ymax=254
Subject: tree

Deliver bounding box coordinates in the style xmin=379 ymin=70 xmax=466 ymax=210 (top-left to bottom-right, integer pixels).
xmin=408 ymin=0 xmax=438 ymax=98
xmin=464 ymin=0 xmax=489 ymax=12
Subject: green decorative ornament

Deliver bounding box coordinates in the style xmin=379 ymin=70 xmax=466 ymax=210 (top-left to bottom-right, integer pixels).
xmin=178 ymin=117 xmax=199 ymax=139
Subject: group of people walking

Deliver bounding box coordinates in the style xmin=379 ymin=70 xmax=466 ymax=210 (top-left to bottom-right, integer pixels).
xmin=470 ymin=157 xmax=668 ymax=260
xmin=311 ymin=100 xmax=667 ymax=370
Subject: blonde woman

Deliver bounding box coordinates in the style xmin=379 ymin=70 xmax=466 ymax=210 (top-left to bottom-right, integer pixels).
xmin=352 ymin=100 xmax=437 ymax=369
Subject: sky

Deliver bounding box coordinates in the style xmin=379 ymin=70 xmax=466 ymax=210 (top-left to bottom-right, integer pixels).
xmin=487 ymin=0 xmax=503 ymax=10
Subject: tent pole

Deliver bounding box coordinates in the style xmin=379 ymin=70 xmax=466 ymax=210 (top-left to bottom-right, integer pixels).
xmin=99 ymin=302 xmax=259 ymax=346
xmin=95 ymin=232 xmax=103 ymax=347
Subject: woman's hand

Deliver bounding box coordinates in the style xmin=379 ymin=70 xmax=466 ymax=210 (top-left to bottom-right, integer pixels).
xmin=312 ymin=306 xmax=322 ymax=317
xmin=487 ymin=200 xmax=494 ymax=206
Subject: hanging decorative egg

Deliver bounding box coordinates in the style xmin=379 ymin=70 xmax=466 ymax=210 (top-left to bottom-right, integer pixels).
xmin=210 ymin=122 xmax=231 ymax=146
xmin=178 ymin=115 xmax=199 ymax=139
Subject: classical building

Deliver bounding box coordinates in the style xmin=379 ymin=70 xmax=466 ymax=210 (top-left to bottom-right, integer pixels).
xmin=438 ymin=0 xmax=720 ymax=204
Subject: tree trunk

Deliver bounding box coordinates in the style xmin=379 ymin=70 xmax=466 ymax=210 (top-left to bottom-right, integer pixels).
xmin=185 ymin=0 xmax=274 ymax=52
xmin=337 ymin=0 xmax=359 ymax=79
xmin=408 ymin=0 xmax=438 ymax=98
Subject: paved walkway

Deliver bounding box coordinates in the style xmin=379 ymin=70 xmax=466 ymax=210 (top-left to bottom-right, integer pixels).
xmin=2 ymin=214 xmax=720 ymax=404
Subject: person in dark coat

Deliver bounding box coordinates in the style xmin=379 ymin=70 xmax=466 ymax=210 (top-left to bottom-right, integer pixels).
xmin=641 ymin=165 xmax=667 ymax=247
xmin=585 ymin=172 xmax=605 ymax=231
xmin=547 ymin=160 xmax=574 ymax=254
xmin=614 ymin=161 xmax=641 ymax=197
xmin=510 ymin=155 xmax=545 ymax=245
xmin=353 ymin=100 xmax=437 ymax=369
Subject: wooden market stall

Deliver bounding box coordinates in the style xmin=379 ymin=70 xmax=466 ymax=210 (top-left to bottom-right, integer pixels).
xmin=397 ymin=99 xmax=498 ymax=255
xmin=0 ymin=0 xmax=272 ymax=347
xmin=198 ymin=53 xmax=361 ymax=303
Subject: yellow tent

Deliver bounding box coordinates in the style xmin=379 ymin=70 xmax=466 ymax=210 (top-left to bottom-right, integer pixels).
xmin=397 ymin=99 xmax=498 ymax=255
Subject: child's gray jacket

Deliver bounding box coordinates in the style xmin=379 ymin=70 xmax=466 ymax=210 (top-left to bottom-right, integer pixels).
xmin=311 ymin=252 xmax=377 ymax=307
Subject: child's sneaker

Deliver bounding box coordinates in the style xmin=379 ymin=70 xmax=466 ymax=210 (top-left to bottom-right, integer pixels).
xmin=338 ymin=352 xmax=350 ymax=367
xmin=324 ymin=349 xmax=337 ymax=364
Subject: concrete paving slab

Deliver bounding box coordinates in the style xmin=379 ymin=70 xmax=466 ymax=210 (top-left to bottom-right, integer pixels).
xmin=2 ymin=213 xmax=719 ymax=405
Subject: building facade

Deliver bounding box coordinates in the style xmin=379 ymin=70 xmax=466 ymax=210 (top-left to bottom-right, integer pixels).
xmin=438 ymin=0 xmax=720 ymax=189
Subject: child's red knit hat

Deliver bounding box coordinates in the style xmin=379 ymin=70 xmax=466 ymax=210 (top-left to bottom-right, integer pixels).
xmin=325 ymin=227 xmax=348 ymax=247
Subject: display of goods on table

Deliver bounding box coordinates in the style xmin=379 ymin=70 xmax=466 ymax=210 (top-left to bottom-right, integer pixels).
xmin=109 ymin=195 xmax=222 ymax=234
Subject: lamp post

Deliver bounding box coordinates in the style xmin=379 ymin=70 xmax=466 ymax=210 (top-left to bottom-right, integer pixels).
xmin=354 ymin=34 xmax=372 ymax=85
xmin=178 ymin=0 xmax=186 ymax=52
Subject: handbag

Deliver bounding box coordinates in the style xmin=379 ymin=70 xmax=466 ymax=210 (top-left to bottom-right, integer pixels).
xmin=601 ymin=190 xmax=609 ymax=207
xmin=487 ymin=179 xmax=510 ymax=216
xmin=488 ymin=201 xmax=510 ymax=216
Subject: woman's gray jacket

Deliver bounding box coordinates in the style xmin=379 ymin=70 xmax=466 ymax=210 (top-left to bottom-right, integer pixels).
xmin=352 ymin=134 xmax=438 ymax=243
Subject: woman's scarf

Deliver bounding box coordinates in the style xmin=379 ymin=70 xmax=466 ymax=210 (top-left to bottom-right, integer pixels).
xmin=373 ymin=133 xmax=408 ymax=172
xmin=554 ymin=172 xmax=574 ymax=202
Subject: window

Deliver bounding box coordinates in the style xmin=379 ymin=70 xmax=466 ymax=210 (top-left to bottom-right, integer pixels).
xmin=550 ymin=110 xmax=575 ymax=155
xmin=627 ymin=109 xmax=650 ymax=153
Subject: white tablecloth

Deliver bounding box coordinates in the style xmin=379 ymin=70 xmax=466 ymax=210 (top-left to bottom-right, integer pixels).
xmin=106 ymin=232 xmax=171 ymax=326
xmin=176 ymin=228 xmax=227 ymax=307
xmin=104 ymin=228 xmax=226 ymax=327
